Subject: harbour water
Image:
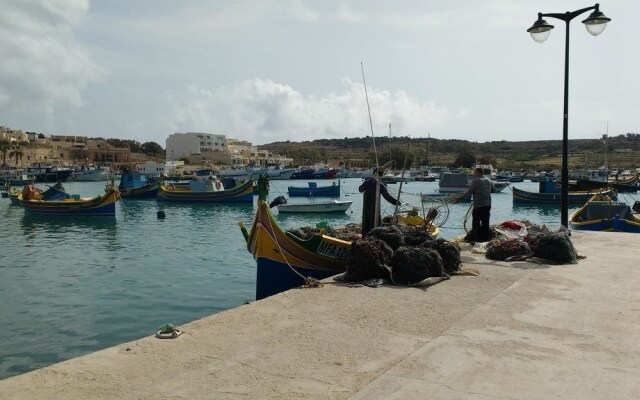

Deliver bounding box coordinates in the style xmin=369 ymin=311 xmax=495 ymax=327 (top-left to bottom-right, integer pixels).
xmin=0 ymin=178 xmax=592 ymax=379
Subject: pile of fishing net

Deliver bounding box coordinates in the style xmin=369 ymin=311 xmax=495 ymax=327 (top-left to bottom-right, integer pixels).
xmin=462 ymin=220 xmax=553 ymax=244
xmin=485 ymin=238 xmax=532 ymax=261
xmin=526 ymin=231 xmax=579 ymax=264
xmin=486 ymin=231 xmax=579 ymax=264
xmin=340 ymin=225 xmax=462 ymax=285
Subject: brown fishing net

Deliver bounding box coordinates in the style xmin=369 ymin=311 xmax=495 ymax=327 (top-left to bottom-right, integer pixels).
xmin=342 ymin=238 xmax=393 ymax=282
xmin=391 ymin=246 xmax=444 ymax=285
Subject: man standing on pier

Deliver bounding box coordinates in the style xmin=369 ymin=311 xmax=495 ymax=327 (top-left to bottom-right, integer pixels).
xmin=359 ymin=166 xmax=401 ymax=236
xmin=455 ymin=167 xmax=494 ymax=243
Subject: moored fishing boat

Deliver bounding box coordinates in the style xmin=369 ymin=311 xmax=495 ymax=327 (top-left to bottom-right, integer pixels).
xmin=158 ymin=179 xmax=253 ymax=203
xmin=24 ymin=165 xmax=74 ymax=183
xmin=118 ymin=170 xmax=159 ymax=199
xmin=240 ymin=176 xmax=442 ymax=299
xmin=287 ymin=181 xmax=341 ymax=197
xmin=240 ymin=176 xmax=350 ymax=299
xmin=569 ymin=193 xmax=640 ymax=232
xmin=275 ymin=199 xmax=353 ymax=213
xmin=512 ymin=179 xmax=615 ymax=204
xmin=72 ymin=166 xmax=110 ymax=181
xmin=438 ymin=172 xmax=509 ymax=193
xmin=16 ymin=185 xmax=120 ymax=216
xmin=266 ymin=167 xmax=296 ymax=180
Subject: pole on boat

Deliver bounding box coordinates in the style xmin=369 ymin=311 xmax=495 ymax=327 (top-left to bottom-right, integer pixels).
xmin=361 ymin=62 xmax=381 ymax=228
xmin=393 ymin=144 xmax=410 ymax=218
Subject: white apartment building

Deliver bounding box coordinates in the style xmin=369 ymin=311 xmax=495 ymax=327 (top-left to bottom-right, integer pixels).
xmin=165 ymin=132 xmax=227 ymax=161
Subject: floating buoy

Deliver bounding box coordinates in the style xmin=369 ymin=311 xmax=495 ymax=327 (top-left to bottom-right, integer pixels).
xmin=157 ymin=210 xmax=166 ymax=219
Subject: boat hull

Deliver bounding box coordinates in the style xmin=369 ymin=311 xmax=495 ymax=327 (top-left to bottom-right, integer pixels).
xmin=120 ymin=183 xmax=159 ymax=199
xmin=287 ymin=182 xmax=341 ymax=197
xmin=247 ymin=201 xmax=349 ymax=299
xmin=570 ymin=218 xmax=640 ymax=233
xmin=569 ymin=195 xmax=640 ymax=233
xmin=17 ymin=188 xmax=120 ymax=216
xmin=512 ymin=187 xmax=615 ymax=204
xmin=158 ymin=180 xmax=254 ymax=203
xmin=255 ymin=256 xmax=340 ymax=300
xmin=277 ymin=201 xmax=352 ymax=213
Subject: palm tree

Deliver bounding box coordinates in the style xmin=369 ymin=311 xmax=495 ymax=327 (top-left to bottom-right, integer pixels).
xmin=9 ymin=143 xmax=24 ymax=167
xmin=0 ymin=140 xmax=11 ymax=167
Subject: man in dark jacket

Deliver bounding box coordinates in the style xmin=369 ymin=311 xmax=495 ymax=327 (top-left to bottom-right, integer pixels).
xmin=358 ymin=168 xmax=400 ymax=236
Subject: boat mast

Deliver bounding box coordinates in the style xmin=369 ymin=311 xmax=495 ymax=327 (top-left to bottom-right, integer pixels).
xmin=361 ymin=62 xmax=381 ymax=228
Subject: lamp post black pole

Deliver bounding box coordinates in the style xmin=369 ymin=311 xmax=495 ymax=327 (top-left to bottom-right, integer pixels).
xmin=528 ymin=4 xmax=610 ymax=228
xmin=561 ymin=16 xmax=571 ymax=229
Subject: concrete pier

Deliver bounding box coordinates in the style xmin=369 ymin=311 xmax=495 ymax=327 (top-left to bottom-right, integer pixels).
xmin=1 ymin=230 xmax=639 ymax=399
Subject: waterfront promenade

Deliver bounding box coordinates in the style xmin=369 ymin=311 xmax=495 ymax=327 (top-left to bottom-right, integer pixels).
xmin=1 ymin=230 xmax=638 ymax=399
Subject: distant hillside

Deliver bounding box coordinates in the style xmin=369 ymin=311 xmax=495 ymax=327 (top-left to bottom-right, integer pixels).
xmin=261 ymin=134 xmax=640 ymax=171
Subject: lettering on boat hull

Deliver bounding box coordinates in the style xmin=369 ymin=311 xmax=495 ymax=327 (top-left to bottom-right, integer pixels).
xmin=316 ymin=240 xmax=350 ymax=260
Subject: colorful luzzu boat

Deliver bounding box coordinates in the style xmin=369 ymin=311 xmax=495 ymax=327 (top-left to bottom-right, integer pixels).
xmin=16 ymin=185 xmax=120 ymax=216
xmin=241 ymin=176 xmax=350 ymax=299
xmin=569 ymin=193 xmax=640 ymax=233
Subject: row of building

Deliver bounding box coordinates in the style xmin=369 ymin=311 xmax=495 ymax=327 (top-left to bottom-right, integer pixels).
xmin=0 ymin=128 xmax=292 ymax=169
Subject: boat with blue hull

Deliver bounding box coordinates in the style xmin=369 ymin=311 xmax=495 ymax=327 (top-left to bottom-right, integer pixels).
xmin=569 ymin=194 xmax=640 ymax=233
xmin=287 ymin=181 xmax=341 ymax=197
xmin=241 ymin=176 xmax=441 ymax=299
xmin=241 ymin=177 xmax=349 ymax=299
xmin=512 ymin=179 xmax=615 ymax=204
xmin=118 ymin=170 xmax=158 ymax=199
xmin=158 ymin=179 xmax=254 ymax=203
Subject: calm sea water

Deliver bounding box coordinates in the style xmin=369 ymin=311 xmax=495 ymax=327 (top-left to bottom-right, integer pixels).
xmin=0 ymin=178 xmax=582 ymax=379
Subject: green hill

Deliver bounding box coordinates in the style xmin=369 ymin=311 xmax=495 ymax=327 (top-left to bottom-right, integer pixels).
xmin=261 ymin=133 xmax=640 ymax=171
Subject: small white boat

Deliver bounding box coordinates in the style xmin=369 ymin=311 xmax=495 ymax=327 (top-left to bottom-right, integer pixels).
xmin=439 ymin=172 xmax=509 ymax=193
xmin=72 ymin=166 xmax=111 ymax=181
xmin=277 ymin=200 xmax=353 ymax=214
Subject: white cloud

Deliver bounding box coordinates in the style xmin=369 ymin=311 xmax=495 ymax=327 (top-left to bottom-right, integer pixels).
xmin=165 ymin=78 xmax=457 ymax=144
xmin=0 ymin=0 xmax=104 ymax=108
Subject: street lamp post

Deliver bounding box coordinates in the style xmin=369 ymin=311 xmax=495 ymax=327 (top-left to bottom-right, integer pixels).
xmin=527 ymin=4 xmax=611 ymax=228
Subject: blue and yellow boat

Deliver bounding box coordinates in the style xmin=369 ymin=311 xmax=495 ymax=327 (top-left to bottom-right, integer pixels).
xmin=569 ymin=193 xmax=640 ymax=233
xmin=242 ymin=177 xmax=350 ymax=299
xmin=16 ymin=186 xmax=120 ymax=216
xmin=241 ymin=176 xmax=439 ymax=300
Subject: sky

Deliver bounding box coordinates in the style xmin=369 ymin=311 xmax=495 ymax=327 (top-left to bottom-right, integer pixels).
xmin=0 ymin=0 xmax=636 ymax=146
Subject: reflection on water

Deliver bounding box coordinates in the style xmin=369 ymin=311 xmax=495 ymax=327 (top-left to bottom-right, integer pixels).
xmin=20 ymin=214 xmax=121 ymax=251
xmin=511 ymin=203 xmax=561 ymax=217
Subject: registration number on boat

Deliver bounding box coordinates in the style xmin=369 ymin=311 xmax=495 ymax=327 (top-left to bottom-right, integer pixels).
xmin=316 ymin=241 xmax=349 ymax=260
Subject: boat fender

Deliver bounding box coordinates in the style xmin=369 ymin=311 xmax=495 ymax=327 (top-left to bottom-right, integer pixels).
xmin=215 ymin=180 xmax=222 ymax=190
